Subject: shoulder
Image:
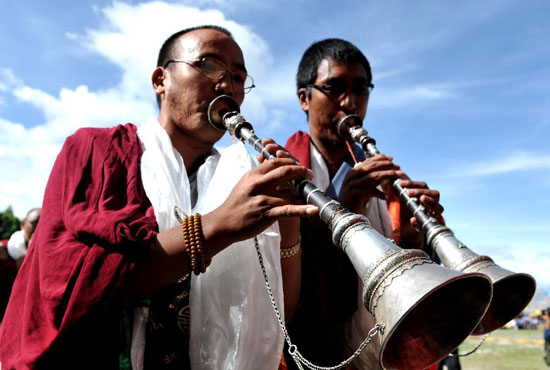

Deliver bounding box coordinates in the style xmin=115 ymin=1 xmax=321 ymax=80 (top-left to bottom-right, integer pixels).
xmin=63 ymin=123 xmax=141 ymax=162
xmin=67 ymin=123 xmax=138 ymax=147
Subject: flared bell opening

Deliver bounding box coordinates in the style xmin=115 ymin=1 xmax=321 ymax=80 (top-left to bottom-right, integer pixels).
xmin=380 ymin=274 xmax=492 ymax=370
xmin=207 ymin=95 xmax=240 ymax=131
xmin=471 ymin=273 xmax=536 ymax=335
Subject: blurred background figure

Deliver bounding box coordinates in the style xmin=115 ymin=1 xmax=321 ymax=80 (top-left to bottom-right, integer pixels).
xmin=1 ymin=207 xmax=40 ymax=321
xmin=543 ymin=308 xmax=550 ymax=366
xmin=437 ymin=348 xmax=461 ymax=370
xmin=6 ymin=207 xmax=41 ymax=268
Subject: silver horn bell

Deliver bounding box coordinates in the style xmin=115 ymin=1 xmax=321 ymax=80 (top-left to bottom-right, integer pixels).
xmin=429 ymin=230 xmax=536 ymax=335
xmin=207 ymin=95 xmax=494 ymax=370
xmin=337 ymin=113 xmax=537 ymax=336
xmin=328 ymin=211 xmax=492 ymax=370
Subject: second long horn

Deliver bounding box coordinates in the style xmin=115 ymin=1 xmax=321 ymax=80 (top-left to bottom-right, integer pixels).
xmin=208 ymin=95 xmax=493 ymax=369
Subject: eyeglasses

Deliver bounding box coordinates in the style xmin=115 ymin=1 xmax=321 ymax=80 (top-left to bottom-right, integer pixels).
xmin=307 ymin=81 xmax=374 ymax=100
xmin=164 ymin=56 xmax=255 ymax=94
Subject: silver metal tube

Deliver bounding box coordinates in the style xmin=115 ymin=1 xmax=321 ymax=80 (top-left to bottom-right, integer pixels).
xmin=207 ymin=96 xmax=494 ymax=369
xmin=336 ymin=114 xmax=536 ymax=335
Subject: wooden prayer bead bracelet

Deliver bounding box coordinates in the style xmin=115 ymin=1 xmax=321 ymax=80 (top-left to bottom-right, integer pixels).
xmin=180 ymin=213 xmax=211 ymax=275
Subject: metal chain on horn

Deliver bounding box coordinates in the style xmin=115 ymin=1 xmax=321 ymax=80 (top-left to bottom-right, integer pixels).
xmin=253 ymin=237 xmax=385 ymax=370
xmin=449 ymin=333 xmax=490 ymax=357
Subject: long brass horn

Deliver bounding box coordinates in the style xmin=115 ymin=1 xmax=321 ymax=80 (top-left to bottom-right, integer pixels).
xmin=208 ymin=95 xmax=493 ymax=369
xmin=336 ymin=114 xmax=536 ymax=335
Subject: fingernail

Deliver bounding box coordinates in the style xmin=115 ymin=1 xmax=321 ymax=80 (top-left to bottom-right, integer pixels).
xmin=306 ymin=206 xmax=318 ymax=215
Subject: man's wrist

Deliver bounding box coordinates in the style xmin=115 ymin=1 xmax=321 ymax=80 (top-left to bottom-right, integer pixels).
xmin=281 ymin=237 xmax=301 ymax=259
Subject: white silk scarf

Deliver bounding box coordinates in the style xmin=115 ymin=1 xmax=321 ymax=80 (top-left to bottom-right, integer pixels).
xmin=137 ymin=119 xmax=284 ymax=370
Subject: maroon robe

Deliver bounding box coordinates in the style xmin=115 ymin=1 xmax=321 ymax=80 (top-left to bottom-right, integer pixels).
xmin=0 ymin=124 xmax=158 ymax=369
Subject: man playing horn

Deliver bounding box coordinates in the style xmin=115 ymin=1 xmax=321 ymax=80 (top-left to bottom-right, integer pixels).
xmin=284 ymin=38 xmax=445 ymax=369
xmin=0 ymin=25 xmax=316 ymax=370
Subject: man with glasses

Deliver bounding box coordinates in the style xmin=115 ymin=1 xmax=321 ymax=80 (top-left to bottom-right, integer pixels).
xmin=284 ymin=38 xmax=444 ymax=369
xmin=0 ymin=26 xmax=315 ymax=369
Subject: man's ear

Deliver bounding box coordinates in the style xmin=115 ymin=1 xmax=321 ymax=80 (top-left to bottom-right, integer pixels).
xmin=152 ymin=67 xmax=167 ymax=96
xmin=297 ymin=87 xmax=309 ymax=114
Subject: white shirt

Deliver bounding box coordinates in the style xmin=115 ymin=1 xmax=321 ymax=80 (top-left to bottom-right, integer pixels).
xmin=136 ymin=119 xmax=284 ymax=370
xmin=7 ymin=230 xmax=27 ymax=261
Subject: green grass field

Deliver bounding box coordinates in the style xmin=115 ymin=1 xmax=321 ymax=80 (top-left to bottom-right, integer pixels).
xmin=455 ymin=329 xmax=548 ymax=369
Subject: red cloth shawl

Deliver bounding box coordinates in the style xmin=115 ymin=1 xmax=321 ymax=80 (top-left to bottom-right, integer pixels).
xmin=0 ymin=124 xmax=158 ymax=369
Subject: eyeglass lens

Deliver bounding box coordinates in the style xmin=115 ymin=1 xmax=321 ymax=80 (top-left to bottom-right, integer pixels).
xmin=324 ymin=81 xmax=372 ymax=98
xmin=199 ymin=57 xmax=253 ymax=93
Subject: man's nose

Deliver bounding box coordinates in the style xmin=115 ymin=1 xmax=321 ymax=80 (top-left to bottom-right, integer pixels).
xmin=214 ymin=73 xmax=234 ymax=96
xmin=339 ymin=90 xmax=357 ymax=113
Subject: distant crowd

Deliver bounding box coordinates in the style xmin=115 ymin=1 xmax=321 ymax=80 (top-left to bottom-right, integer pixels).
xmin=506 ymin=311 xmax=550 ymax=331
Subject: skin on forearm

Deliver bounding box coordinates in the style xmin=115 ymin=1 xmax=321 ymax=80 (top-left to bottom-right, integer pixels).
xmin=127 ymin=211 xmax=234 ymax=299
xmin=279 ymin=218 xmax=301 ymax=323
xmin=281 ymin=251 xmax=301 ymax=323
xmin=126 ymin=226 xmax=191 ymax=299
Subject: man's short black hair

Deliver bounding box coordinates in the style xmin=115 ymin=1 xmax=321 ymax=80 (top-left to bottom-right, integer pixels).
xmin=296 ymin=38 xmax=372 ymax=92
xmin=155 ymin=25 xmax=233 ymax=108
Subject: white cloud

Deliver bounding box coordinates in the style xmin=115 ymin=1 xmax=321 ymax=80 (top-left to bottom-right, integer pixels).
xmin=475 ymin=245 xmax=550 ymax=287
xmin=0 ymin=68 xmax=22 ymax=93
xmin=373 ymin=84 xmax=455 ymax=108
xmin=0 ymin=118 xmax=59 ymax=218
xmin=0 ymin=1 xmax=279 ymax=218
xmin=77 ymin=2 xmax=274 ymax=106
xmin=0 ymin=68 xmax=23 ymax=107
xmin=453 ymin=151 xmax=550 ymax=177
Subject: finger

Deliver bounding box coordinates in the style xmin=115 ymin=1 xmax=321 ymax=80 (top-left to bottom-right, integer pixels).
xmin=275 ymin=149 xmax=298 ymax=162
xmin=418 ymin=195 xmax=444 ymax=215
xmin=369 ymin=154 xmax=394 ymax=162
xmin=348 ymin=169 xmax=402 ymax=185
xmin=353 ymin=158 xmax=400 ymax=172
xmin=406 ymin=188 xmax=440 ymax=202
xmin=266 ymin=204 xmax=319 ymax=218
xmin=257 ymin=159 xmax=313 ymax=183
xmin=258 ymin=192 xmax=305 ymax=209
xmin=396 ymin=171 xmax=410 ymax=180
xmin=400 ymin=180 xmax=428 ymax=189
xmin=261 ymin=138 xmax=276 ymax=146
xmin=275 ymin=183 xmax=299 ymax=197
xmin=263 ymin=142 xmax=281 ymax=156
xmin=260 ymin=139 xmax=298 ymax=161
xmin=410 ymin=217 xmax=421 ymax=231
xmin=255 ymin=157 xmax=297 ymax=173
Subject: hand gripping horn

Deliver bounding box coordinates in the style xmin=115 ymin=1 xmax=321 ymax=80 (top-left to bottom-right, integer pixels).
xmin=336 ymin=114 xmax=536 ymax=335
xmin=208 ymin=95 xmax=492 ymax=369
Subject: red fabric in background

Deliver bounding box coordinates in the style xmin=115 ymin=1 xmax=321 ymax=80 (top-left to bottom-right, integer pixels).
xmin=285 ymin=131 xmax=311 ymax=169
xmin=0 ymin=124 xmax=158 ymax=369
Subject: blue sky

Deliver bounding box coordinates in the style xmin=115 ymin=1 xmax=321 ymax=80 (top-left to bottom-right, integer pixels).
xmin=0 ymin=0 xmax=548 ymax=288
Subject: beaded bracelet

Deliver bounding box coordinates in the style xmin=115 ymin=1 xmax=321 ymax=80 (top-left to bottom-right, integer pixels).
xmin=179 ymin=213 xmax=211 ymax=275
xmin=280 ymin=237 xmax=301 ymax=259
xmin=191 ymin=214 xmax=209 ymax=274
